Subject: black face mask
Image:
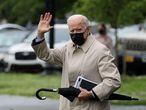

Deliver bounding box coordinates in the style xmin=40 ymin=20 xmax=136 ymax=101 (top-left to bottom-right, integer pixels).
xmin=70 ymin=32 xmax=85 ymax=46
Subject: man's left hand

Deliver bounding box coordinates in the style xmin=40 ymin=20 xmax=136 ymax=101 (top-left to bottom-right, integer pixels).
xmin=78 ymin=87 xmax=92 ymax=101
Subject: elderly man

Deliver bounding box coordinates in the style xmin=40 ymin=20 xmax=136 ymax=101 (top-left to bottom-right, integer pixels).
xmin=31 ymin=12 xmax=121 ymax=110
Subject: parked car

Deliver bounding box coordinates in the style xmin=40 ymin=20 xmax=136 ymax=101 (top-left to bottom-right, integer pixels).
xmin=109 ymin=24 xmax=146 ymax=75
xmin=3 ymin=24 xmax=70 ymax=73
xmin=3 ymin=23 xmax=98 ymax=73
xmin=0 ymin=23 xmax=27 ymax=31
xmin=118 ymin=31 xmax=146 ymax=75
xmin=0 ymin=30 xmax=29 ymax=47
xmin=0 ymin=24 xmax=29 ymax=71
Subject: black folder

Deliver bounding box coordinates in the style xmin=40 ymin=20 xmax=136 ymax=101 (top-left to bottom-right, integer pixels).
xmin=74 ymin=76 xmax=97 ymax=90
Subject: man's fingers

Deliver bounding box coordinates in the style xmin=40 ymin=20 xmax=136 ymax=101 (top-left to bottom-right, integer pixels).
xmin=78 ymin=91 xmax=85 ymax=98
xmin=44 ymin=12 xmax=51 ymax=20
xmin=40 ymin=14 xmax=43 ymax=21
xmin=78 ymin=94 xmax=83 ymax=101
xmin=79 ymin=87 xmax=86 ymax=92
xmin=46 ymin=12 xmax=50 ymax=20
xmin=47 ymin=26 xmax=53 ymax=31
xmin=78 ymin=88 xmax=91 ymax=101
xmin=78 ymin=94 xmax=87 ymax=101
xmin=49 ymin=26 xmax=53 ymax=29
xmin=40 ymin=12 xmax=52 ymax=23
xmin=47 ymin=14 xmax=52 ymax=23
xmin=45 ymin=12 xmax=52 ymax=24
xmin=44 ymin=12 xmax=48 ymax=20
xmin=78 ymin=93 xmax=82 ymax=97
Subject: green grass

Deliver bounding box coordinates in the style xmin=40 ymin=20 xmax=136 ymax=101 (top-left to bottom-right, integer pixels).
xmin=0 ymin=72 xmax=61 ymax=99
xmin=0 ymin=72 xmax=146 ymax=105
xmin=111 ymin=75 xmax=146 ymax=105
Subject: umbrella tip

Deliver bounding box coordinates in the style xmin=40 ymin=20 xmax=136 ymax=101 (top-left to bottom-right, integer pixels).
xmin=41 ymin=97 xmax=47 ymax=100
xmin=132 ymin=98 xmax=139 ymax=100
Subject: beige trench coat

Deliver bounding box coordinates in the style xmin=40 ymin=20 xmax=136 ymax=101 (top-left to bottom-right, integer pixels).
xmin=32 ymin=35 xmax=121 ymax=110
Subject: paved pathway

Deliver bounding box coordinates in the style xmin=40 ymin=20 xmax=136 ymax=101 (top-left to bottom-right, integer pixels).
xmin=0 ymin=95 xmax=146 ymax=110
xmin=0 ymin=95 xmax=58 ymax=110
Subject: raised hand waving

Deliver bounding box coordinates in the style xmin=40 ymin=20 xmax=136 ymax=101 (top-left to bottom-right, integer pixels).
xmin=37 ymin=12 xmax=53 ymax=38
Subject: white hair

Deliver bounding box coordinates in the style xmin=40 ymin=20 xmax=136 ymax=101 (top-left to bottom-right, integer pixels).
xmin=67 ymin=14 xmax=90 ymax=27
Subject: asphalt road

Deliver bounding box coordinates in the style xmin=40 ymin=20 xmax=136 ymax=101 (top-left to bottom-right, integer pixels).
xmin=0 ymin=95 xmax=58 ymax=110
xmin=0 ymin=95 xmax=146 ymax=110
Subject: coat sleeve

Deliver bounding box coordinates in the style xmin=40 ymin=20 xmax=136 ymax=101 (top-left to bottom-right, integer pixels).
xmin=31 ymin=38 xmax=65 ymax=66
xmin=92 ymin=46 xmax=121 ymax=101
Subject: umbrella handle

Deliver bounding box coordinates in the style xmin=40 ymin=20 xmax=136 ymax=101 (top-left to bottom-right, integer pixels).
xmin=36 ymin=88 xmax=58 ymax=100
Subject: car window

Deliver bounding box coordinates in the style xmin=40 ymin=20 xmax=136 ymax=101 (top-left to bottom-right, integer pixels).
xmin=55 ymin=28 xmax=70 ymax=43
xmin=24 ymin=30 xmax=49 ymax=43
xmin=0 ymin=24 xmax=27 ymax=31
xmin=0 ymin=30 xmax=28 ymax=46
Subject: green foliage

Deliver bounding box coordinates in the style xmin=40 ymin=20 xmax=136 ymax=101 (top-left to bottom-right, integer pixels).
xmin=0 ymin=72 xmax=61 ymax=99
xmin=119 ymin=0 xmax=146 ymax=26
xmin=1 ymin=0 xmax=146 ymax=26
xmin=73 ymin=0 xmax=125 ymax=27
xmin=0 ymin=0 xmax=45 ymax=25
xmin=55 ymin=0 xmax=78 ymax=19
xmin=73 ymin=0 xmax=146 ymax=27
xmin=112 ymin=75 xmax=146 ymax=105
xmin=72 ymin=0 xmax=98 ymax=20
xmin=0 ymin=0 xmax=77 ymax=25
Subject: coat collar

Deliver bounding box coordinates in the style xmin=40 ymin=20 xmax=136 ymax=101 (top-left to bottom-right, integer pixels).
xmin=72 ymin=35 xmax=95 ymax=53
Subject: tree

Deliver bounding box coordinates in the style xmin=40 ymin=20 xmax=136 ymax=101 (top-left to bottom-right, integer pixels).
xmin=55 ymin=0 xmax=78 ymax=19
xmin=118 ymin=0 xmax=146 ymax=26
xmin=73 ymin=0 xmax=125 ymax=27
xmin=0 ymin=0 xmax=77 ymax=25
xmin=0 ymin=0 xmax=45 ymax=25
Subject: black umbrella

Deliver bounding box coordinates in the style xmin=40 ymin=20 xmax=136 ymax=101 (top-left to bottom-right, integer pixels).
xmin=36 ymin=86 xmax=139 ymax=102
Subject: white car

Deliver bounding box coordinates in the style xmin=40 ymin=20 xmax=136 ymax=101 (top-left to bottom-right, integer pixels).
xmin=0 ymin=23 xmax=27 ymax=31
xmin=3 ymin=24 xmax=70 ymax=72
xmin=0 ymin=24 xmax=29 ymax=71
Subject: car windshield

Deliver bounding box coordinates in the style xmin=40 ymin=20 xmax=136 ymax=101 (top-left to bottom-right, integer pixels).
xmin=24 ymin=26 xmax=70 ymax=43
xmin=0 ymin=30 xmax=28 ymax=47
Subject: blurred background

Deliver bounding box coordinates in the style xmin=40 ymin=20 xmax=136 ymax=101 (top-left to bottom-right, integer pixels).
xmin=0 ymin=0 xmax=146 ymax=110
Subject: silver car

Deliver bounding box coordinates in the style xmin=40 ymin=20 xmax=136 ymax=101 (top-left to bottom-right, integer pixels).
xmin=0 ymin=24 xmax=29 ymax=71
xmin=3 ymin=24 xmax=70 ymax=73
